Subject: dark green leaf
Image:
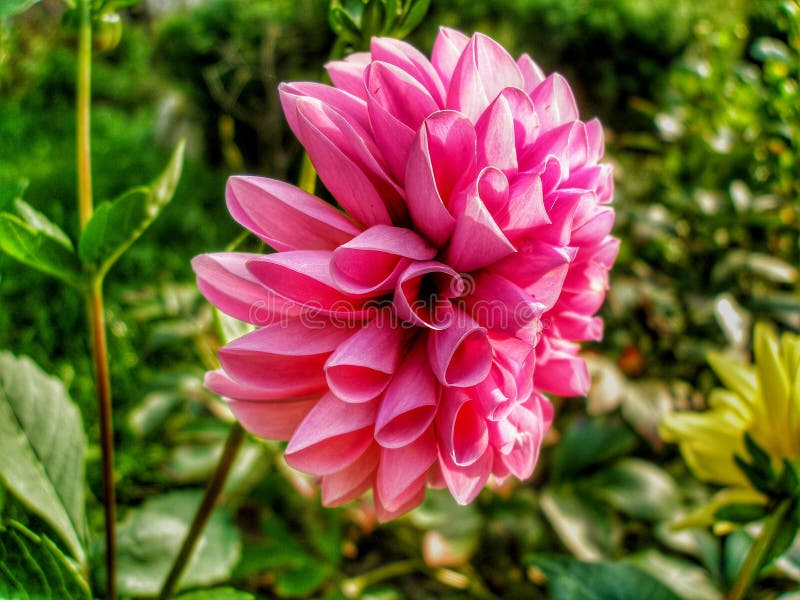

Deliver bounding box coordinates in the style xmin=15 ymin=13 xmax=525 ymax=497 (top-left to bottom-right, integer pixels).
xmin=0 ymin=353 xmax=86 ymax=564
xmin=0 ymin=0 xmax=41 ymax=18
xmin=744 ymin=433 xmax=774 ymax=480
xmin=0 ymin=521 xmax=91 ymax=600
xmin=328 ymin=5 xmax=362 ymax=43
xmin=0 ymin=212 xmax=83 ymax=288
xmin=715 ymin=503 xmax=769 ymax=524
xmin=79 ymin=140 xmax=184 ymax=277
xmin=723 ymin=530 xmax=752 ymax=590
xmin=394 ymin=0 xmax=430 ymax=38
xmin=0 ymin=179 xmax=28 ymax=211
xmin=527 ymin=555 xmax=681 ymax=600
xmin=552 ymin=416 xmax=638 ymax=480
xmin=175 ymin=587 xmax=255 ymax=600
xmin=626 ymin=550 xmax=722 ymax=600
xmin=275 ymin=560 xmax=332 ymax=598
xmin=115 ymin=490 xmax=241 ymax=596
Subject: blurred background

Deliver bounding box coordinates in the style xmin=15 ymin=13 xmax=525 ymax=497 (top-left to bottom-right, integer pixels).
xmin=1 ymin=0 xmax=799 ymax=597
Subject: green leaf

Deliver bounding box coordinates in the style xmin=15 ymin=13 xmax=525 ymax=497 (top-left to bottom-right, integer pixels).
xmin=586 ymin=458 xmax=681 ymax=521
xmin=626 ymin=550 xmax=722 ymax=600
xmin=552 ymin=416 xmax=638 ymax=480
xmin=0 ymin=521 xmax=91 ymax=600
xmin=79 ymin=140 xmax=185 ymax=277
xmin=714 ymin=503 xmax=769 ymax=524
xmin=174 ymin=587 xmax=255 ymax=600
xmin=0 ymin=179 xmax=28 ymax=211
xmin=0 ymin=353 xmax=87 ymax=564
xmin=0 ymin=212 xmax=83 ymax=288
xmin=394 ymin=0 xmax=430 ymax=38
xmin=275 ymin=560 xmax=332 ymax=598
xmin=528 ymin=555 xmax=681 ymax=600
xmin=115 ymin=490 xmax=241 ymax=596
xmin=0 ymin=0 xmax=41 ymax=18
xmin=10 ymin=199 xmax=73 ymax=250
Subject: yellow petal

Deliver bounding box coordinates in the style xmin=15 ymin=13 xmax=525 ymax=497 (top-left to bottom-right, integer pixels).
xmin=707 ymin=351 xmax=758 ymax=403
xmin=707 ymin=389 xmax=752 ymax=422
xmin=781 ymin=332 xmax=800 ymax=455
xmin=754 ymin=322 xmax=792 ymax=456
xmin=669 ymin=487 xmax=766 ymax=531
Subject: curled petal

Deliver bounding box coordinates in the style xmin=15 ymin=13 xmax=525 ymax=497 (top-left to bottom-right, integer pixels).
xmin=229 ymin=398 xmax=317 ymax=441
xmin=585 ymin=118 xmax=605 ymax=164
xmin=370 ymin=38 xmax=446 ymax=106
xmin=375 ymin=335 xmax=439 ymax=448
xmin=225 ymin=176 xmax=360 ymax=252
xmin=552 ymin=311 xmax=604 ymax=342
xmin=375 ymin=478 xmax=426 ymax=522
xmin=474 ymin=362 xmax=517 ymax=421
xmin=534 ymin=337 xmax=589 ymax=397
xmin=325 ymin=52 xmax=371 ymax=99
xmin=325 ymin=317 xmax=407 ymax=403
xmin=493 ymin=242 xmax=576 ymax=310
xmin=393 ymin=261 xmax=463 ymax=330
xmin=529 ymin=73 xmax=579 ymax=132
xmin=285 ymin=392 xmax=378 ymax=476
xmin=431 ymin=26 xmax=470 ymax=90
xmin=475 ymin=92 xmax=517 ymax=173
xmin=437 ymin=388 xmax=489 ymax=467
xmin=463 ymin=271 xmax=542 ymax=344
xmin=321 ymin=443 xmax=380 ymax=506
xmin=331 ymin=225 xmax=436 ymax=295
xmin=377 ymin=427 xmax=437 ymax=510
xmin=428 ymin=311 xmax=493 ymax=387
xmin=517 ymin=53 xmax=546 ymax=93
xmin=438 ymin=444 xmax=493 ymax=505
xmin=279 ymin=81 xmax=371 ymax=137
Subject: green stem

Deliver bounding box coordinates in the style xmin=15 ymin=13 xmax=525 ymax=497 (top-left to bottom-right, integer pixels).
xmin=298 ymin=152 xmax=317 ymax=194
xmin=341 ymin=560 xmax=420 ymax=598
xmin=76 ymin=3 xmax=118 ymax=599
xmin=727 ymin=498 xmax=793 ymax=600
xmin=158 ymin=422 xmax=247 ymax=600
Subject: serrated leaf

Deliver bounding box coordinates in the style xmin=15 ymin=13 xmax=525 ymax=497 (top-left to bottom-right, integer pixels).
xmin=0 ymin=521 xmax=91 ymax=599
xmin=115 ymin=490 xmax=241 ymax=596
xmin=527 ymin=555 xmax=681 ymax=600
xmin=79 ymin=140 xmax=184 ymax=277
xmin=175 ymin=587 xmax=255 ymax=600
xmin=0 ymin=213 xmax=83 ymax=288
xmin=0 ymin=0 xmax=41 ymax=18
xmin=0 ymin=353 xmax=86 ymax=564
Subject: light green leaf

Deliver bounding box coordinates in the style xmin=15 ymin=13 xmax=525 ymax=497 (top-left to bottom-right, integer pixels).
xmin=0 ymin=353 xmax=86 ymax=565
xmin=0 ymin=212 xmax=83 ymax=288
xmin=626 ymin=550 xmax=722 ymax=600
xmin=175 ymin=587 xmax=255 ymax=600
xmin=10 ymin=199 xmax=73 ymax=250
xmin=79 ymin=140 xmax=185 ymax=277
xmin=0 ymin=521 xmax=91 ymax=600
xmin=394 ymin=0 xmax=430 ymax=38
xmin=528 ymin=555 xmax=681 ymax=600
xmin=0 ymin=0 xmax=40 ymax=18
xmin=116 ymin=490 xmax=241 ymax=596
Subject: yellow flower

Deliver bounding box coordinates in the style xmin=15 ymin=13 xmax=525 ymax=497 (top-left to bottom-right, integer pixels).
xmin=660 ymin=323 xmax=800 ymax=489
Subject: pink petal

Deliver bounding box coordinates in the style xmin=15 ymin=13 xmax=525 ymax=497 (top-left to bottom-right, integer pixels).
xmin=205 ymin=369 xmax=311 ymax=402
xmin=517 ymin=53 xmax=546 ymax=93
xmin=524 ymin=120 xmax=588 ymax=175
xmin=445 ymin=180 xmax=516 ymax=272
xmin=375 ymin=479 xmax=426 ymax=522
xmin=192 ymin=252 xmax=300 ymax=325
xmin=393 ymin=261 xmax=463 ymax=330
xmin=552 ymin=311 xmax=604 ymax=342
xmin=474 ymin=362 xmax=517 ymax=421
xmin=331 ymin=225 xmax=436 ymax=295
xmin=529 ymin=189 xmax=588 ymax=246
xmin=325 ymin=317 xmax=407 ymax=403
xmin=529 ymin=73 xmax=579 ymax=132
xmin=475 ymin=91 xmax=517 ymax=173
xmin=437 ymin=388 xmax=489 ymax=467
xmin=218 ymin=319 xmax=355 ymax=395
xmin=502 ymin=172 xmax=550 ymax=236
xmin=585 ymin=118 xmax=605 ymax=164
xmin=247 ymin=250 xmax=368 ymax=317
xmin=325 ymin=52 xmax=371 ymax=99
xmin=500 ymin=403 xmax=542 ymax=480
xmin=376 ymin=427 xmax=437 ymax=509
xmin=431 ymin=27 xmax=470 ymax=90
xmin=534 ymin=337 xmax=590 ymax=397
xmin=285 ymin=392 xmax=378 ymax=475
xmin=321 ymin=443 xmax=380 ymax=506
xmin=492 ymin=242 xmax=576 ymax=310
xmin=375 ymin=336 xmax=439 ymax=448
xmin=225 ymin=176 xmax=360 ymax=252
xmin=279 ymin=81 xmax=371 ymax=137
xmin=571 ymin=207 xmax=615 ymax=246
xmin=438 ymin=444 xmax=493 ymax=505
xmin=446 ymin=33 xmax=524 ymax=122
xmin=428 ymin=311 xmax=493 ymax=387
xmin=405 ymin=111 xmax=476 ymax=246
xmin=228 ymin=397 xmax=317 ymax=441
xmin=370 ymin=37 xmax=446 ymax=106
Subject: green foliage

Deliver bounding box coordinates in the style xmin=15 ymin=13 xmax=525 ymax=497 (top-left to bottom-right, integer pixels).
xmin=0 ymin=0 xmax=41 ymax=19
xmin=0 ymin=520 xmax=91 ymax=600
xmin=329 ymin=0 xmax=431 ymax=49
xmin=0 ymin=353 xmax=86 ymax=565
xmin=175 ymin=588 xmax=255 ymax=600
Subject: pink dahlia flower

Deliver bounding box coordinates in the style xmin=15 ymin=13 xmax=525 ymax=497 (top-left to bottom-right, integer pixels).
xmin=193 ymin=28 xmax=617 ymax=520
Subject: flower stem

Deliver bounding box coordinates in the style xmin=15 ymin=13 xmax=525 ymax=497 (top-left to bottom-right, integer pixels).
xmin=727 ymin=498 xmax=793 ymax=600
xmin=76 ymin=3 xmax=118 ymax=599
xmin=158 ymin=421 xmax=247 ymax=600
xmin=341 ymin=560 xmax=420 ymax=598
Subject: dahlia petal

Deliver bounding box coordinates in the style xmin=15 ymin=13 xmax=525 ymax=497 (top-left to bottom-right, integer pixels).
xmin=331 ymin=225 xmax=436 ymax=294
xmin=218 ymin=319 xmax=355 ymax=395
xmin=437 ymin=388 xmax=489 ymax=467
xmin=279 ymin=81 xmax=371 ymax=137
xmin=370 ymin=37 xmax=446 ymax=106
xmin=517 ymin=53 xmax=546 ymax=93
xmin=503 ymin=171 xmax=550 ymax=235
xmin=500 ymin=404 xmax=543 ymax=480
xmin=474 ymin=362 xmax=517 ymax=421
xmin=525 ymin=121 xmax=588 ymax=175
xmin=393 ymin=261 xmax=462 ymax=330
xmin=225 ymin=176 xmax=360 ymax=252
xmin=406 ymin=111 xmax=475 ymax=245
xmin=365 ymin=97 xmax=417 ymax=185
xmin=530 ymin=189 xmax=588 ymax=246
xmin=228 ymin=398 xmax=316 ymax=441
xmin=325 ymin=317 xmax=407 ymax=403
xmin=476 ymin=167 xmax=510 ymax=218
xmin=534 ymin=337 xmax=590 ymax=397
xmin=463 ymin=271 xmax=542 ymax=344
xmin=493 ymin=242 xmax=576 ymax=310
xmin=375 ymin=479 xmax=426 ymax=522
xmin=475 ymin=92 xmax=517 ymax=173
xmin=321 ymin=443 xmax=380 ymax=506
xmin=585 ymin=118 xmax=605 ymax=164
xmin=295 ymin=97 xmax=396 ymax=227
xmin=445 ymin=184 xmax=515 ymax=272
xmin=375 ymin=336 xmax=439 ymax=448
xmin=529 ymin=73 xmax=579 ymax=132
xmin=488 ymin=417 xmax=517 ymax=454
xmin=285 ymin=392 xmax=378 ymax=475
xmin=325 ymin=52 xmax=371 ymax=99
xmin=377 ymin=427 xmax=437 ymax=509
xmin=431 ymin=26 xmax=470 ymax=89
xmin=447 ymin=33 xmax=524 ymax=122
xmin=366 ymin=61 xmax=439 ymax=130
xmin=428 ymin=311 xmax=493 ymax=387
xmin=205 ymin=369 xmax=311 ymax=402
xmin=247 ymin=250 xmax=368 ymax=315
xmin=570 ymin=207 xmax=615 ymax=246
xmin=192 ymin=252 xmax=300 ymax=325
xmin=438 ymin=445 xmax=493 ymax=505
xmin=552 ymin=311 xmax=604 ymax=342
